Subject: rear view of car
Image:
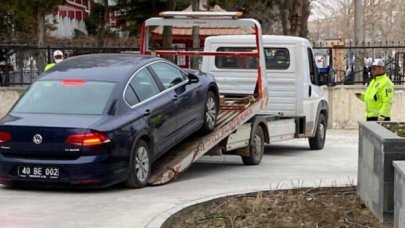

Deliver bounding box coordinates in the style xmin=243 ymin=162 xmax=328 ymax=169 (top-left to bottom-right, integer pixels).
xmin=0 ymin=54 xmax=219 ymax=189
xmin=0 ymin=79 xmax=120 ymax=188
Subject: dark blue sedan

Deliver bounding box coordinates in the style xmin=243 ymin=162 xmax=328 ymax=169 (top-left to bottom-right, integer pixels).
xmin=0 ymin=54 xmax=219 ymax=188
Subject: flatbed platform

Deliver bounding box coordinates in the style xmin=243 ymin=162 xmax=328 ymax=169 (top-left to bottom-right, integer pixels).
xmin=148 ymin=96 xmax=268 ymax=185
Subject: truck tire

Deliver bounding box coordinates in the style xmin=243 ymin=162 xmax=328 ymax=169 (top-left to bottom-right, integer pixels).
xmin=242 ymin=126 xmax=264 ymax=165
xmin=201 ymin=91 xmax=218 ymax=133
xmin=125 ymin=140 xmax=151 ymax=188
xmin=309 ymin=113 xmax=326 ymax=150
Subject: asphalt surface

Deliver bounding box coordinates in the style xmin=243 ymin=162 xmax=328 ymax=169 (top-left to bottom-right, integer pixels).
xmin=0 ymin=129 xmax=359 ymax=228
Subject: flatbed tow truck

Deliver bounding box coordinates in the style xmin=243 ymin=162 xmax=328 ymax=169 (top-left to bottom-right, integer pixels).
xmin=142 ymin=11 xmax=328 ymax=186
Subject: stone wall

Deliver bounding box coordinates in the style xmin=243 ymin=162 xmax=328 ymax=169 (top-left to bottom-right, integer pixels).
xmin=0 ymin=87 xmax=26 ymax=118
xmin=358 ymin=122 xmax=405 ymax=222
xmin=1 ymin=85 xmax=405 ymax=129
xmin=394 ymin=161 xmax=405 ymax=228
xmin=325 ymin=85 xmax=405 ymax=129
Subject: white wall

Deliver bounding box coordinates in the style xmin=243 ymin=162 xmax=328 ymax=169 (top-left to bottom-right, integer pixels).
xmin=47 ymin=15 xmax=88 ymax=39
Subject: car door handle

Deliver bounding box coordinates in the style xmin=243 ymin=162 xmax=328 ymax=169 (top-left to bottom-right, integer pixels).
xmin=144 ymin=109 xmax=151 ymax=116
xmin=172 ymin=95 xmax=178 ymax=101
xmin=309 ymin=85 xmax=312 ymax=97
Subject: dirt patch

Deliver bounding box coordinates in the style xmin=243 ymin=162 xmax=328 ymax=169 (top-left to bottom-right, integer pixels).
xmin=166 ymin=187 xmax=392 ymax=228
xmin=381 ymin=122 xmax=405 ymax=137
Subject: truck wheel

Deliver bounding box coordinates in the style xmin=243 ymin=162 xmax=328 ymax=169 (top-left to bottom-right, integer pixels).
xmin=309 ymin=114 xmax=326 ymax=150
xmin=242 ymin=126 xmax=264 ymax=165
xmin=125 ymin=140 xmax=151 ymax=188
xmin=201 ymin=91 xmax=218 ymax=133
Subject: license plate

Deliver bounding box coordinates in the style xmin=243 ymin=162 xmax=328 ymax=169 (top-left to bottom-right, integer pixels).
xmin=18 ymin=166 xmax=59 ymax=179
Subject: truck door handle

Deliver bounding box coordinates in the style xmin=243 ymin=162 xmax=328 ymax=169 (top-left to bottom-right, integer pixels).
xmin=172 ymin=95 xmax=178 ymax=101
xmin=144 ymin=109 xmax=151 ymax=116
xmin=309 ymin=85 xmax=312 ymax=97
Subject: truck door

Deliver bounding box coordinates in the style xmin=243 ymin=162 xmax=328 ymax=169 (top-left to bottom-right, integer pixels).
xmin=304 ymin=47 xmax=323 ymax=136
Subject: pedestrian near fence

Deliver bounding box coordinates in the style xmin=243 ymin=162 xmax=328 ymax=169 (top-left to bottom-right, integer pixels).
xmin=355 ymin=59 xmax=394 ymax=121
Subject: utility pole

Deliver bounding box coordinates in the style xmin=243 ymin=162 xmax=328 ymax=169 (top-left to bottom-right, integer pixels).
xmin=191 ymin=0 xmax=200 ymax=69
xmin=354 ymin=0 xmax=364 ymax=83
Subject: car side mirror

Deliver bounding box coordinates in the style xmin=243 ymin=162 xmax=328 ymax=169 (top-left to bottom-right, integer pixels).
xmin=187 ymin=73 xmax=199 ymax=84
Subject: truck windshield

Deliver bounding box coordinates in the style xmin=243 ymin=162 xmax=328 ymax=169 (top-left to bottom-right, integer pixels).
xmin=215 ymin=47 xmax=290 ymax=70
xmin=12 ymin=80 xmax=116 ymax=115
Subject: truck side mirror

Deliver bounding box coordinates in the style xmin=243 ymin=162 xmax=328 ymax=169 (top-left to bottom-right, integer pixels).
xmin=318 ymin=67 xmax=336 ymax=87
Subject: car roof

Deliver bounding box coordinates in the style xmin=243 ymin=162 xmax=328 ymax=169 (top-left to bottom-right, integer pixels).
xmin=40 ymin=54 xmax=158 ymax=83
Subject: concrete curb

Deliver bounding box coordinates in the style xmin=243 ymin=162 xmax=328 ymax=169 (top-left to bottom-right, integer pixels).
xmin=144 ymin=180 xmax=355 ymax=228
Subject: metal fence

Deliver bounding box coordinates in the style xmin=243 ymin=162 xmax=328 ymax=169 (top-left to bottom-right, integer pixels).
xmin=313 ymin=42 xmax=405 ymax=85
xmin=2 ymin=42 xmax=405 ymax=87
xmin=0 ymin=45 xmax=139 ymax=87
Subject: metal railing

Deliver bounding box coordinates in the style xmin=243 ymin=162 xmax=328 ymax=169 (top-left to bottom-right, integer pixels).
xmin=313 ymin=42 xmax=405 ymax=85
xmin=0 ymin=45 xmax=139 ymax=87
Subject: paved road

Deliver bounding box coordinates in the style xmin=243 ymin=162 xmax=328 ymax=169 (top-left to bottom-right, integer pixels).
xmin=0 ymin=129 xmax=359 ymax=228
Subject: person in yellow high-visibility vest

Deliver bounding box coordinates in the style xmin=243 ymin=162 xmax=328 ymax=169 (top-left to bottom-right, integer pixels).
xmin=355 ymin=59 xmax=394 ymax=121
xmin=45 ymin=50 xmax=64 ymax=71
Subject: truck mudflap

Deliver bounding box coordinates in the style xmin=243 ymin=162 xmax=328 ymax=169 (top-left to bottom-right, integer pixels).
xmin=148 ymin=96 xmax=269 ymax=185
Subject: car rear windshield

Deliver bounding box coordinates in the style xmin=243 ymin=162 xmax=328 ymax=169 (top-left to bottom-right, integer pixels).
xmin=12 ymin=80 xmax=116 ymax=115
xmin=215 ymin=47 xmax=290 ymax=70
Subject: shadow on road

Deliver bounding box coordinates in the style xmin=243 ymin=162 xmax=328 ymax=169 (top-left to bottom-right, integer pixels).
xmin=264 ymin=144 xmax=310 ymax=155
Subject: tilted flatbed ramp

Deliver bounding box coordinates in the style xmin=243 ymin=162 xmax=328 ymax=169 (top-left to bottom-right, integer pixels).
xmin=148 ymin=97 xmax=269 ymax=185
xmin=142 ymin=11 xmax=270 ymax=185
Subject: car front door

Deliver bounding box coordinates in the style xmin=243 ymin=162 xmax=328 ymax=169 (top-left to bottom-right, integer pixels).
xmin=125 ymin=67 xmax=176 ymax=155
xmin=149 ymin=62 xmax=202 ymax=142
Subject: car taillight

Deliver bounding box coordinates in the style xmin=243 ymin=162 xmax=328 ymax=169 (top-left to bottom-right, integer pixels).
xmin=61 ymin=79 xmax=86 ymax=86
xmin=66 ymin=132 xmax=110 ymax=146
xmin=0 ymin=132 xmax=12 ymax=143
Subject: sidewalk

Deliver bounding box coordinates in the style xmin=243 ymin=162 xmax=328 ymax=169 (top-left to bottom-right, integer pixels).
xmin=0 ymin=129 xmax=358 ymax=228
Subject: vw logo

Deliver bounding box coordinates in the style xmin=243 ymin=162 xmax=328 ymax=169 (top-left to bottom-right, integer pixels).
xmin=33 ymin=134 xmax=43 ymax=144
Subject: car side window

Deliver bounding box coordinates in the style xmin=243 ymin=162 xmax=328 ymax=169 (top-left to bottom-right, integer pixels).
xmin=129 ymin=68 xmax=161 ymax=102
xmin=124 ymin=85 xmax=139 ymax=106
xmin=150 ymin=62 xmax=186 ymax=89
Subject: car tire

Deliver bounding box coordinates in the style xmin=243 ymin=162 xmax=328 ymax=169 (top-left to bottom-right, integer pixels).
xmin=201 ymin=91 xmax=218 ymax=133
xmin=242 ymin=126 xmax=264 ymax=165
xmin=309 ymin=113 xmax=326 ymax=150
xmin=125 ymin=140 xmax=151 ymax=188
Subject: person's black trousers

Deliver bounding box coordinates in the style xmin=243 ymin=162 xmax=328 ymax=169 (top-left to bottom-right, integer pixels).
xmin=366 ymin=117 xmax=391 ymax=121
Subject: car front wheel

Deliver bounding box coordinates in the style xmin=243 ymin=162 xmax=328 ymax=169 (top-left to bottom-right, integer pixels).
xmin=201 ymin=91 xmax=218 ymax=133
xmin=125 ymin=140 xmax=151 ymax=188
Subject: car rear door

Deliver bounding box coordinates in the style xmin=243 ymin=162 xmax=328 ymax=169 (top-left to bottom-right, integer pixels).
xmin=125 ymin=68 xmax=176 ymax=155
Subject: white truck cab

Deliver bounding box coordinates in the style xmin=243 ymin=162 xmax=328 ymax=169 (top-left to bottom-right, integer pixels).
xmin=202 ymin=35 xmax=329 ymax=139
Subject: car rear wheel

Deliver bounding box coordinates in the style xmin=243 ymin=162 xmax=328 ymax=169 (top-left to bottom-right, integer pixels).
xmin=201 ymin=91 xmax=218 ymax=133
xmin=242 ymin=126 xmax=264 ymax=165
xmin=125 ymin=140 xmax=151 ymax=188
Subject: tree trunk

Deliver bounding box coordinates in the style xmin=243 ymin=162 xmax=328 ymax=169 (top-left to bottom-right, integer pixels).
xmin=280 ymin=0 xmax=290 ymax=35
xmin=37 ymin=10 xmax=45 ymax=72
xmin=162 ymin=0 xmax=176 ymax=62
xmin=98 ymin=0 xmax=109 ymax=48
xmin=299 ymin=0 xmax=310 ymax=37
xmin=191 ymin=0 xmax=200 ymax=69
xmin=163 ymin=0 xmax=176 ymax=49
xmin=288 ymin=0 xmax=303 ymax=36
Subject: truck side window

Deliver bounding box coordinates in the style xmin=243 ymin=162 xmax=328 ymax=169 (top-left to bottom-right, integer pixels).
xmin=215 ymin=47 xmax=290 ymax=70
xmin=307 ymin=48 xmax=319 ymax=85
